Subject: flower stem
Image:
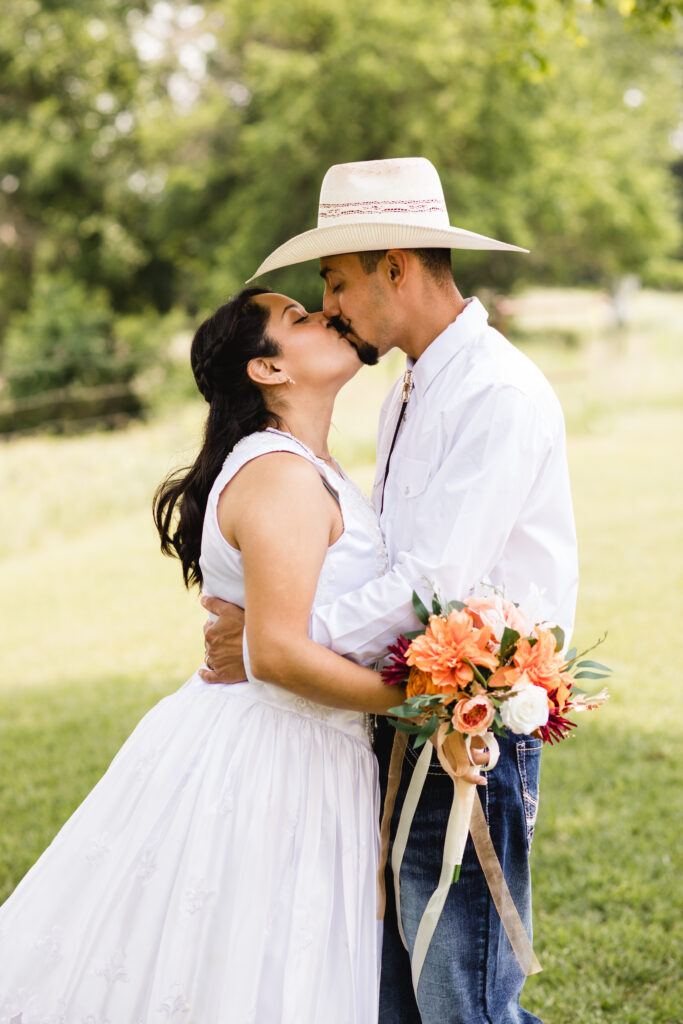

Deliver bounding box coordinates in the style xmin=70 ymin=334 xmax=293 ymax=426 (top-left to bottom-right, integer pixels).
xmin=464 ymin=658 xmax=488 ymax=688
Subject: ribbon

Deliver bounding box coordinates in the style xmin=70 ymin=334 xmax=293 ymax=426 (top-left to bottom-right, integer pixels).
xmin=376 ymin=730 xmax=408 ymax=919
xmin=377 ymin=726 xmax=541 ymax=998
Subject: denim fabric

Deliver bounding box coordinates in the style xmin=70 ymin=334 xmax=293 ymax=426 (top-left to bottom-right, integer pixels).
xmin=375 ymin=716 xmax=543 ymax=1024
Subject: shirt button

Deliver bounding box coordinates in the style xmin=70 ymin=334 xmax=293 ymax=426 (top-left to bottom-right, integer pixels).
xmin=404 ymin=486 xmax=410 ymax=495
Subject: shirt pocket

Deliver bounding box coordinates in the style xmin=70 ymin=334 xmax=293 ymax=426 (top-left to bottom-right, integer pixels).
xmin=393 ymin=455 xmax=431 ymax=499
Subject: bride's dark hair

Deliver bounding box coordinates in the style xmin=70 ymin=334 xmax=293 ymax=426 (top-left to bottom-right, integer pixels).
xmin=153 ymin=286 xmax=279 ymax=588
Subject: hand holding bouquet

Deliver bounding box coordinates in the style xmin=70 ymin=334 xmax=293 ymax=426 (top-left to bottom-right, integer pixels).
xmin=378 ymin=588 xmax=610 ymax=992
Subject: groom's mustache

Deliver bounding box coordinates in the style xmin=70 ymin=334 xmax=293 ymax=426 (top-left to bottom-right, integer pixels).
xmin=326 ymin=316 xmax=379 ymax=366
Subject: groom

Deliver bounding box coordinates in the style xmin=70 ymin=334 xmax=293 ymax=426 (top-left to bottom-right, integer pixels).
xmin=201 ymin=158 xmax=578 ymax=1023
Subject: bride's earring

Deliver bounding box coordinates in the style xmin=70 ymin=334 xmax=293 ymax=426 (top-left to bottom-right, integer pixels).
xmin=286 ymin=376 xmax=296 ymax=385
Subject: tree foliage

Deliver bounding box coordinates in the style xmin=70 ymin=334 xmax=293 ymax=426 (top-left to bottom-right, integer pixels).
xmin=0 ymin=0 xmax=681 ymax=427
xmin=201 ymin=0 xmax=682 ymax=303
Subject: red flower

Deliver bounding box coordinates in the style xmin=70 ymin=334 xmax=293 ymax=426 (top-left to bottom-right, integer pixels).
xmin=381 ymin=634 xmax=412 ymax=686
xmin=538 ymin=710 xmax=577 ymax=744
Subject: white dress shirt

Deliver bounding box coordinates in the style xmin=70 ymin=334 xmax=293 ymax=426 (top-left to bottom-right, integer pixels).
xmin=311 ymin=298 xmax=579 ymax=665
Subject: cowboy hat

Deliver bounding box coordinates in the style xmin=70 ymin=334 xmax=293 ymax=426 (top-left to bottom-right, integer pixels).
xmin=247 ymin=157 xmax=527 ymax=281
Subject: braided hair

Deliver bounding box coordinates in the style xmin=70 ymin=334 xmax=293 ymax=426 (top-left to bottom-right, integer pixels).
xmin=153 ymin=287 xmax=279 ymax=588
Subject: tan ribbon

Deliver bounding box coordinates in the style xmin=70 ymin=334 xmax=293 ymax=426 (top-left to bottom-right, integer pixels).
xmin=377 ymin=725 xmax=541 ymax=998
xmin=468 ymin=793 xmax=542 ymax=977
xmin=377 ymin=730 xmax=408 ymax=919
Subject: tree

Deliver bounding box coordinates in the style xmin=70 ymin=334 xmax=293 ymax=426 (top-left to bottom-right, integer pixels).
xmin=0 ymin=0 xmax=681 ymax=431
xmin=192 ymin=0 xmax=682 ymax=303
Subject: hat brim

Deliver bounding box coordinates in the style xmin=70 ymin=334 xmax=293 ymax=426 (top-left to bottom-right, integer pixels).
xmin=246 ymin=221 xmax=528 ymax=281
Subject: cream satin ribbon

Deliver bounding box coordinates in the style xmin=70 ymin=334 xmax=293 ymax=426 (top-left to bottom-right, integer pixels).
xmin=377 ymin=725 xmax=541 ymax=997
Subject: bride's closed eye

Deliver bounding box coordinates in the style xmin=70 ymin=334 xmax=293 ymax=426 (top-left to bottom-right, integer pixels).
xmin=293 ymin=313 xmax=309 ymax=324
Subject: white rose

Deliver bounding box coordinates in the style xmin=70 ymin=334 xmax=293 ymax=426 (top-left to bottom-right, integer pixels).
xmin=500 ymin=685 xmax=549 ymax=735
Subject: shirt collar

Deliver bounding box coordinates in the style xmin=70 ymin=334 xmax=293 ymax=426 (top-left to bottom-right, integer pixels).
xmin=407 ymin=297 xmax=489 ymax=399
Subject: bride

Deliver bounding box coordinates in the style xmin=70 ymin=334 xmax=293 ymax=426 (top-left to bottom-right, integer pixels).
xmin=0 ymin=287 xmax=402 ymax=1024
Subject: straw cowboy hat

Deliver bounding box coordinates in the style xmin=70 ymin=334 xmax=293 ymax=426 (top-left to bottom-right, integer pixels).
xmin=247 ymin=157 xmax=527 ymax=281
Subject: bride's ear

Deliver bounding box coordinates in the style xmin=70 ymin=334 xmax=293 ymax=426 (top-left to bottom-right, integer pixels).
xmin=247 ymin=358 xmax=287 ymax=388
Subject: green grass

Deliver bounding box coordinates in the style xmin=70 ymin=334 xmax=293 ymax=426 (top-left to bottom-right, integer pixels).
xmin=1 ymin=288 xmax=682 ymax=1022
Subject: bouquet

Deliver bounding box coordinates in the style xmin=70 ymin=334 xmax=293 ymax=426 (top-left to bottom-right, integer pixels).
xmin=382 ymin=589 xmax=610 ymax=749
xmin=378 ymin=588 xmax=610 ymax=992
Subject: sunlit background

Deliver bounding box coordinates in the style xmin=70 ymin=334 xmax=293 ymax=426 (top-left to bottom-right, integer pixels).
xmin=1 ymin=2 xmax=682 ymax=1021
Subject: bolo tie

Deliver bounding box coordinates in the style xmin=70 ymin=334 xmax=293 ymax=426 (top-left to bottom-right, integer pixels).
xmin=380 ymin=370 xmax=414 ymax=515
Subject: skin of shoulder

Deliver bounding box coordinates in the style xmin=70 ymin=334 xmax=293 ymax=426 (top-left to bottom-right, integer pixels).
xmin=216 ymin=451 xmax=341 ymax=658
xmin=217 ymin=451 xmax=341 ymax=549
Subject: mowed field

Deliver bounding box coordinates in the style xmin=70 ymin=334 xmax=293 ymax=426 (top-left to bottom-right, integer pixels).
xmin=1 ymin=289 xmax=681 ymax=1023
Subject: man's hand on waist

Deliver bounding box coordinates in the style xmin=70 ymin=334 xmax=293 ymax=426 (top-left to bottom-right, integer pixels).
xmin=199 ymin=596 xmax=247 ymax=684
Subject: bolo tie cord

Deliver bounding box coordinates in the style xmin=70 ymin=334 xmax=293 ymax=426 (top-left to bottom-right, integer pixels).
xmin=380 ymin=370 xmax=413 ymax=516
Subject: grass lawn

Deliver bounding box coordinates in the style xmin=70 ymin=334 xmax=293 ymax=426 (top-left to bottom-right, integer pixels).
xmin=1 ymin=288 xmax=682 ymax=1022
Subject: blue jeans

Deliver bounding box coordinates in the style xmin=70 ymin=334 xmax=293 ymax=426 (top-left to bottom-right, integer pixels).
xmin=374 ymin=717 xmax=543 ymax=1024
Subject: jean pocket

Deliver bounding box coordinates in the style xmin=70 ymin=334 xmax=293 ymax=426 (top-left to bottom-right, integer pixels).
xmin=403 ymin=739 xmax=450 ymax=777
xmin=516 ymin=739 xmax=542 ymax=851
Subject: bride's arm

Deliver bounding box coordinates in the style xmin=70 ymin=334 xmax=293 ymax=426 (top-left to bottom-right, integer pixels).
xmin=222 ymin=452 xmax=402 ymax=715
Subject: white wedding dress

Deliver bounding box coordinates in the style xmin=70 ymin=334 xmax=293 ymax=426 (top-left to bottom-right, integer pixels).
xmin=0 ymin=429 xmax=388 ymax=1024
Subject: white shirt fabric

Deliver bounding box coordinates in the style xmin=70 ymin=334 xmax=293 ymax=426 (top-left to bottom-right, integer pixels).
xmin=310 ymin=297 xmax=579 ymax=665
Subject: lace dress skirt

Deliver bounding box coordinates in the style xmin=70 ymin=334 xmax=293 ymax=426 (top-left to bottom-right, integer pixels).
xmin=0 ymin=674 xmax=380 ymax=1023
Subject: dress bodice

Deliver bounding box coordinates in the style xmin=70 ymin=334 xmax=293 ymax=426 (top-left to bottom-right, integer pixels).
xmin=199 ymin=429 xmax=388 ymax=742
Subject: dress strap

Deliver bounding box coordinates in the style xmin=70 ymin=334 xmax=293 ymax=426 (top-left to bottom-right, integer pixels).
xmin=319 ymin=475 xmax=341 ymax=506
xmin=207 ymin=429 xmax=341 ymax=510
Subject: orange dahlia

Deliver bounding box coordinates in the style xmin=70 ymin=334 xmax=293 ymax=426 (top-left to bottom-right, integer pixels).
xmin=509 ymin=629 xmax=565 ymax=692
xmin=406 ymin=610 xmax=498 ymax=692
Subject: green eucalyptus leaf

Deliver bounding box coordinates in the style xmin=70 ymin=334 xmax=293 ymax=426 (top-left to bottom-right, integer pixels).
xmin=407 ymin=695 xmax=442 ymax=710
xmin=499 ymin=627 xmax=520 ymax=661
xmin=391 ymin=720 xmax=426 ymax=735
xmin=550 ymin=625 xmax=565 ymax=652
xmin=388 ymin=704 xmax=418 ymax=718
xmin=412 ymin=591 xmax=431 ymax=626
xmin=413 ymin=715 xmax=440 ymax=748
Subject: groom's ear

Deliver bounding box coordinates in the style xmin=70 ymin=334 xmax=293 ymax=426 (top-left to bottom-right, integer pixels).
xmin=247 ymin=357 xmax=285 ymax=388
xmin=383 ymin=249 xmax=409 ymax=289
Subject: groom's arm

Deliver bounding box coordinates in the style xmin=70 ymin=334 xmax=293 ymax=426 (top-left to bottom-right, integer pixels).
xmin=310 ymin=384 xmax=575 ymax=666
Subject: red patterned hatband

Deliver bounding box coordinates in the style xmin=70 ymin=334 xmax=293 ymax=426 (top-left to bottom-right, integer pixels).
xmin=319 ymin=198 xmax=446 ymax=218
